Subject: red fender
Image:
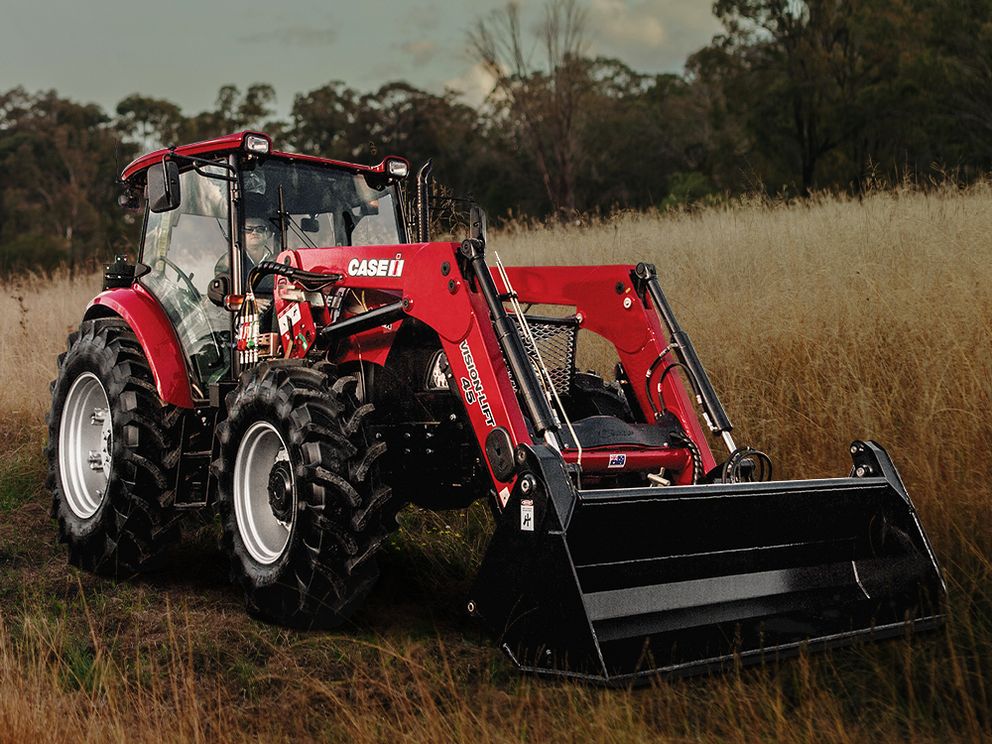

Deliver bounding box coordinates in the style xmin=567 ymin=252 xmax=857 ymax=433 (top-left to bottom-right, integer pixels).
xmin=85 ymin=284 xmax=194 ymax=408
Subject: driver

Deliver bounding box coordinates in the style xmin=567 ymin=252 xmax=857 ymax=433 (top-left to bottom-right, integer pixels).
xmin=244 ymin=216 xmax=274 ymax=266
xmin=215 ymin=194 xmax=278 ymax=284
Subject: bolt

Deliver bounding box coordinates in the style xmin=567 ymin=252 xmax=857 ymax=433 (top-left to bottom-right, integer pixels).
xmin=519 ymin=474 xmax=537 ymax=494
xmin=623 ymin=296 xmax=633 ymax=310
xmin=448 ymin=279 xmax=458 ymax=294
xmin=467 ymin=600 xmax=476 ymax=614
xmin=615 ymin=282 xmax=625 ymax=295
xmin=441 ymin=261 xmax=450 ymax=276
xmin=402 ymin=296 xmax=413 ymax=310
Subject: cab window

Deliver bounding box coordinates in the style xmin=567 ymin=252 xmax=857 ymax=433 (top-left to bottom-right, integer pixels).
xmin=139 ymin=164 xmax=232 ymax=388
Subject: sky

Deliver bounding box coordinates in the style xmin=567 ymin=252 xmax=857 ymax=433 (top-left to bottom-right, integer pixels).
xmin=1 ymin=0 xmax=723 ymax=121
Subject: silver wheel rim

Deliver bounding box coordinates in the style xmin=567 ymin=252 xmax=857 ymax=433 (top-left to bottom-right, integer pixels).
xmin=59 ymin=372 xmax=112 ymax=519
xmin=234 ymin=421 xmax=293 ymax=565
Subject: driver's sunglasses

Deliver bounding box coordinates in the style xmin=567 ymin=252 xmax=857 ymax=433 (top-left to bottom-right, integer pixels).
xmin=244 ymin=224 xmax=271 ymax=235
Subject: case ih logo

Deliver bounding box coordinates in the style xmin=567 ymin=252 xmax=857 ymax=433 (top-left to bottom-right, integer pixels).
xmin=459 ymin=340 xmax=496 ymax=428
xmin=347 ymin=254 xmax=405 ymax=278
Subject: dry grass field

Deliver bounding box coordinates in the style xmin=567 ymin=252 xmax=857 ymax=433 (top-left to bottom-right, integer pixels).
xmin=1 ymin=183 xmax=991 ymax=742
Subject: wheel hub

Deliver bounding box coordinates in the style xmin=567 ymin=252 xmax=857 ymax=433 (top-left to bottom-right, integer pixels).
xmin=267 ymin=461 xmax=294 ymax=523
xmin=59 ymin=373 xmax=112 ymax=519
xmin=233 ymin=421 xmax=295 ymax=565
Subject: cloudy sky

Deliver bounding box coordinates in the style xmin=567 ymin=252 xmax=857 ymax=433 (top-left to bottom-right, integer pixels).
xmin=2 ymin=0 xmax=723 ymax=119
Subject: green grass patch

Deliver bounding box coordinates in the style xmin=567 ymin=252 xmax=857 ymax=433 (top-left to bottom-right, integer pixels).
xmin=0 ymin=417 xmax=46 ymax=511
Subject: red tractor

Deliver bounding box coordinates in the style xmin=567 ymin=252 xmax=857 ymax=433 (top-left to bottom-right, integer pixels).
xmin=46 ymin=131 xmax=944 ymax=684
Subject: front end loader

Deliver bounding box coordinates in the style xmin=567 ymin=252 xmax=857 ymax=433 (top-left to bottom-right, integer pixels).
xmin=47 ymin=131 xmax=944 ymax=685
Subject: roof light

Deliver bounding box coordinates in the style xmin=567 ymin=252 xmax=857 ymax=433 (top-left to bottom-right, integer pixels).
xmin=244 ymin=134 xmax=270 ymax=155
xmin=385 ymin=158 xmax=409 ymax=179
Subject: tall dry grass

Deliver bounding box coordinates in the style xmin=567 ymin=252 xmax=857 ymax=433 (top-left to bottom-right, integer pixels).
xmin=492 ymin=184 xmax=992 ymax=523
xmin=1 ymin=184 xmax=991 ymax=741
xmin=0 ymin=271 xmax=101 ymax=508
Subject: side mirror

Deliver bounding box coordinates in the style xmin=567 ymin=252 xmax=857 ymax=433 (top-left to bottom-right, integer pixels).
xmin=147 ymin=160 xmax=181 ymax=213
xmin=207 ymin=274 xmax=231 ymax=308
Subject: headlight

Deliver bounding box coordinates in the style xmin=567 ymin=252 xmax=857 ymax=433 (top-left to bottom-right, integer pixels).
xmin=244 ymin=134 xmax=270 ymax=155
xmin=385 ymin=158 xmax=409 ymax=179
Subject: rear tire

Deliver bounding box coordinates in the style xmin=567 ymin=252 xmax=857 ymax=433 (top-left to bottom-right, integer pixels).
xmin=45 ymin=318 xmax=183 ymax=573
xmin=214 ymin=363 xmax=392 ymax=628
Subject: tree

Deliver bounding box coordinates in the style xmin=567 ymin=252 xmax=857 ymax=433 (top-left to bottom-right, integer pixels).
xmin=572 ymin=60 xmax=719 ymax=210
xmin=287 ymin=80 xmax=481 ymax=206
xmin=177 ymin=84 xmax=277 ymax=143
xmin=286 ymin=81 xmax=360 ymax=160
xmin=920 ymin=0 xmax=992 ymax=171
xmin=709 ymin=0 xmax=925 ymax=194
xmin=471 ymin=0 xmax=591 ymax=219
xmin=115 ymin=94 xmax=183 ymax=151
xmin=0 ymin=87 xmax=138 ymax=274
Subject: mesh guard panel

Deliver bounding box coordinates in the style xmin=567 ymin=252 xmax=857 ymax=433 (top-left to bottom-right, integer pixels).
xmin=508 ymin=315 xmax=578 ymax=396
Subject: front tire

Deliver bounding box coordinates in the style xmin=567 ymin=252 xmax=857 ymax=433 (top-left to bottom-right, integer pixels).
xmin=45 ymin=318 xmax=183 ymax=573
xmin=214 ymin=363 xmax=392 ymax=628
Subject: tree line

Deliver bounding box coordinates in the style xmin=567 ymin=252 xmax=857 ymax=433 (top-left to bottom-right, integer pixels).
xmin=2 ymin=0 xmax=991 ymax=275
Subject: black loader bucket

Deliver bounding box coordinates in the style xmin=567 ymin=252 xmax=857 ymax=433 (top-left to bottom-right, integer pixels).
xmin=467 ymin=440 xmax=945 ymax=685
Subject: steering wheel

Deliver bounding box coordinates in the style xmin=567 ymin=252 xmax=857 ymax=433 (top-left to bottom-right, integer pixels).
xmin=158 ymin=257 xmax=201 ymax=301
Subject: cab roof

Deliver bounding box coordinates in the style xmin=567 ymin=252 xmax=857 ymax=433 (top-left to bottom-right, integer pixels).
xmin=121 ymin=130 xmax=407 ymax=186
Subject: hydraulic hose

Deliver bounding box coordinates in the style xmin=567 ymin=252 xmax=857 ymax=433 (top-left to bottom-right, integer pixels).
xmin=633 ymin=262 xmax=735 ymax=448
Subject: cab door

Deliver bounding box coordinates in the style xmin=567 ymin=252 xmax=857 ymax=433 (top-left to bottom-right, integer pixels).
xmin=139 ymin=162 xmax=234 ymax=392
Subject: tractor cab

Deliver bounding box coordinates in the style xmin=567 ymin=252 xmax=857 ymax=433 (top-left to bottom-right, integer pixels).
xmin=121 ymin=131 xmax=410 ymax=396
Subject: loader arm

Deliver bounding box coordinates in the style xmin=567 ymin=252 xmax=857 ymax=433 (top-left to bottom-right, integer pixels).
xmin=495 ymin=264 xmax=719 ymax=473
xmin=265 ymin=233 xmax=944 ymax=686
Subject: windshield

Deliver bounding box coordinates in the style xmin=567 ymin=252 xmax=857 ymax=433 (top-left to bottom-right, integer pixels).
xmin=241 ymin=159 xmax=405 ymax=251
